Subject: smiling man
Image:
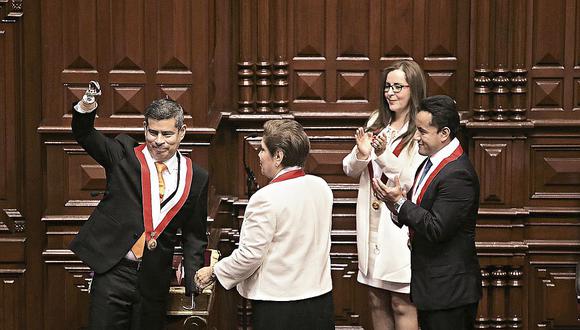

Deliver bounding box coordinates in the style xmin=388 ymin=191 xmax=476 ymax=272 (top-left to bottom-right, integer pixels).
xmin=69 ymin=82 xmax=208 ymax=330
xmin=373 ymin=95 xmax=482 ymax=330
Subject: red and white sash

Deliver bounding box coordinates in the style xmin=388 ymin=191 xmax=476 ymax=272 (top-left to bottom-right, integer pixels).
xmin=134 ymin=144 xmax=193 ymax=242
xmin=413 ymin=144 xmax=463 ymax=205
xmin=408 ymin=144 xmax=463 ymax=243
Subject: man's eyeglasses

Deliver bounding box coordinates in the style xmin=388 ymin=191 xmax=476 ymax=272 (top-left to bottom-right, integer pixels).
xmin=383 ymin=83 xmax=410 ymax=93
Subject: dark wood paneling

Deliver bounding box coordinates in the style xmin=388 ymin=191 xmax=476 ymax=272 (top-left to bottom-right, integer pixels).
xmin=0 ymin=1 xmax=23 ymax=226
xmin=529 ymin=143 xmax=580 ymax=201
xmin=44 ymin=262 xmax=91 ymax=330
xmin=5 ymin=0 xmax=580 ymax=328
xmin=529 ymin=259 xmax=580 ymax=329
xmin=0 ymin=2 xmax=26 ymax=330
xmin=527 ymin=0 xmax=580 ymax=122
xmin=41 ymin=0 xmax=212 ymax=129
xmin=0 ymin=271 xmax=25 ymax=330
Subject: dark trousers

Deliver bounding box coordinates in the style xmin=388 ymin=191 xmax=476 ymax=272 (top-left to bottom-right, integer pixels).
xmin=88 ymin=259 xmax=167 ymax=330
xmin=418 ymin=302 xmax=478 ymax=330
xmin=251 ymin=291 xmax=335 ymax=330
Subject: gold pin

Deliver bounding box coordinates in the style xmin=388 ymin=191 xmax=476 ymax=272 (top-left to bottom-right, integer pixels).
xmin=147 ymin=238 xmax=157 ymax=250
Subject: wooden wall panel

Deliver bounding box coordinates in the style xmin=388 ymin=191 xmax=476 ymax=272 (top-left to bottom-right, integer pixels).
xmin=531 ymin=0 xmax=565 ymax=67
xmin=527 ymin=136 xmax=580 ymax=207
xmin=0 ymin=271 xmax=25 ymax=330
xmin=286 ymin=0 xmax=469 ymax=114
xmin=422 ymin=0 xmax=469 ymax=111
xmin=527 ymin=0 xmax=580 ymax=122
xmin=529 ymin=260 xmax=580 ymax=329
xmin=45 ymin=262 xmax=91 ymax=330
xmin=530 ymin=145 xmax=580 ymax=198
xmin=111 ymin=0 xmax=145 ymax=70
xmin=41 ymin=0 xmax=212 ymax=128
xmin=0 ymin=0 xmax=23 ymax=228
xmin=45 ymin=142 xmax=101 ymax=216
xmin=472 ymin=136 xmax=527 ymax=208
xmin=0 ymin=2 xmax=26 ymax=329
xmin=4 ymin=0 xmax=579 ymax=328
xmin=380 ymin=0 xmax=414 ymax=58
xmin=293 ymin=0 xmax=325 ymax=58
xmin=337 ymin=0 xmax=370 ymax=58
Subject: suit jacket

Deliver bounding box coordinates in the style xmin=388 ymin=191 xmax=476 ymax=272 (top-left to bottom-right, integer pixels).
xmin=214 ymin=174 xmax=333 ymax=301
xmin=397 ymin=153 xmax=481 ymax=310
xmin=69 ymin=109 xmax=208 ymax=298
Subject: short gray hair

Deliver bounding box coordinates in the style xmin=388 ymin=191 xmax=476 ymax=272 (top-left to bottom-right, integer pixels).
xmin=144 ymin=99 xmax=184 ymax=128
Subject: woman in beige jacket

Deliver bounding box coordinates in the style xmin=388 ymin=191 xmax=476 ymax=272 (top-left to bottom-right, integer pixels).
xmin=343 ymin=60 xmax=426 ymax=330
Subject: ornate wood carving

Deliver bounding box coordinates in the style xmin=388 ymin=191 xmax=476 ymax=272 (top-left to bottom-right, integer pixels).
xmin=0 ymin=0 xmax=23 ymax=22
xmin=510 ymin=68 xmax=528 ymax=121
xmin=271 ymin=0 xmax=289 ymax=114
xmin=471 ymin=0 xmax=531 ymax=123
xmin=237 ymin=0 xmax=255 ymax=114
xmin=255 ymin=0 xmax=271 ymax=113
xmin=473 ymin=67 xmax=492 ymax=121
xmin=255 ymin=61 xmax=272 ymax=113
xmin=272 ymin=60 xmax=289 ymax=113
xmin=490 ymin=267 xmax=507 ymax=328
xmin=491 ymin=66 xmax=510 ymax=121
xmin=0 ymin=208 xmax=24 ymax=233
xmin=476 ymin=268 xmax=491 ymax=328
xmin=507 ymin=267 xmax=523 ymax=329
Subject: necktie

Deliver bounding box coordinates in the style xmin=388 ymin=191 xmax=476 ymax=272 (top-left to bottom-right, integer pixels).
xmin=155 ymin=162 xmax=167 ymax=200
xmin=416 ymin=159 xmax=433 ymax=188
xmin=408 ymin=159 xmax=433 ymax=248
xmin=130 ymin=162 xmax=167 ymax=259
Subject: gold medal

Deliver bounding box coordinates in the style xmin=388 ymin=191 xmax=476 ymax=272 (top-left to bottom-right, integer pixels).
xmin=372 ymin=200 xmax=380 ymax=210
xmin=147 ymin=238 xmax=157 ymax=250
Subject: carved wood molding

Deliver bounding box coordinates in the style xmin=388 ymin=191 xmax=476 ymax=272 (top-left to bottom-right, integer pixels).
xmin=471 ymin=0 xmax=529 ymax=123
xmin=476 ymin=265 xmax=524 ymax=329
xmin=236 ymin=0 xmax=289 ymax=114
xmin=0 ymin=208 xmax=24 ymax=233
xmin=0 ymin=0 xmax=23 ymax=23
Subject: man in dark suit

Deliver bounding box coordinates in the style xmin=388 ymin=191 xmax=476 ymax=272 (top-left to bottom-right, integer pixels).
xmin=69 ymin=82 xmax=208 ymax=329
xmin=373 ymin=95 xmax=481 ymax=330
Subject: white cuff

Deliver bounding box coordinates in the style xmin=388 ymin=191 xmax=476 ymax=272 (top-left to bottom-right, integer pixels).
xmin=74 ymin=101 xmax=98 ymax=114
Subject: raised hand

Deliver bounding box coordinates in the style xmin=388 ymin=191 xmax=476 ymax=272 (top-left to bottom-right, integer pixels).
xmin=79 ymin=80 xmax=101 ymax=112
xmin=372 ymin=132 xmax=387 ymax=156
xmin=355 ymin=127 xmax=373 ymax=160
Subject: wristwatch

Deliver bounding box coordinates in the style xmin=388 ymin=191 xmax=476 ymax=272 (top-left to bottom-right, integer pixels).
xmin=394 ymin=197 xmax=406 ymax=213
